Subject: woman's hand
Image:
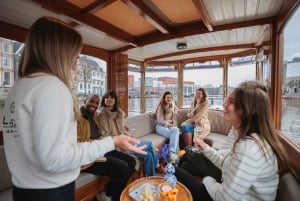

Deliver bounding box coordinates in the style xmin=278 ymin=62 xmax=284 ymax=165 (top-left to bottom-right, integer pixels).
xmin=113 ymin=134 xmax=147 ymax=155
xmin=194 ymin=138 xmax=208 ymax=151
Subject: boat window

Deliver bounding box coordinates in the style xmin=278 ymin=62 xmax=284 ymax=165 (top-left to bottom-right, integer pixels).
xmin=145 ymin=65 xmax=178 ymax=113
xmin=228 ymin=55 xmax=256 ymax=95
xmin=0 ymin=37 xmax=21 ymax=131
xmin=282 ymin=6 xmax=300 ymax=146
xmin=76 ymin=55 xmax=107 ymax=106
xmin=184 ymin=61 xmax=223 ymax=110
xmin=128 ymin=64 xmax=141 ymax=116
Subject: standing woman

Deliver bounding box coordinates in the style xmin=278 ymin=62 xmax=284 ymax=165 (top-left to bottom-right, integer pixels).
xmin=155 ymin=91 xmax=180 ymax=153
xmin=97 ymin=90 xmax=159 ymax=177
xmin=175 ymin=82 xmax=289 ymax=201
xmin=181 ymin=88 xmax=210 ymax=147
xmin=2 ymin=17 xmax=146 ymax=201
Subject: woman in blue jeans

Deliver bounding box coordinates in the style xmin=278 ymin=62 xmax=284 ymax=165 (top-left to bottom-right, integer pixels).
xmin=155 ymin=91 xmax=179 ymax=153
xmin=181 ymin=88 xmax=210 ymax=147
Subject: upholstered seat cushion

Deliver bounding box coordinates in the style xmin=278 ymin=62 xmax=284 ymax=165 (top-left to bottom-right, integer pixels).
xmin=75 ymin=172 xmax=101 ymax=189
xmin=276 ymin=172 xmax=300 ymax=201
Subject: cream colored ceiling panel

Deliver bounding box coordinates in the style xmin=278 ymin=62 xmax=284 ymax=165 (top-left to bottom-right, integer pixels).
xmin=203 ymin=0 xmax=284 ymax=25
xmin=0 ymin=0 xmax=67 ymax=29
xmin=77 ymin=26 xmax=127 ymax=51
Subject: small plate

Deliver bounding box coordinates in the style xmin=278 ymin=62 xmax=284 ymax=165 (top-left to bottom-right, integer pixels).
xmin=129 ymin=183 xmax=158 ymax=201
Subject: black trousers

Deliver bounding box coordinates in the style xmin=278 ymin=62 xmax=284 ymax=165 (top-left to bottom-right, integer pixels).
xmin=83 ymin=150 xmax=136 ymax=201
xmin=13 ymin=181 xmax=75 ymax=201
xmin=175 ymin=167 xmax=213 ymax=201
xmin=179 ymin=151 xmax=222 ymax=182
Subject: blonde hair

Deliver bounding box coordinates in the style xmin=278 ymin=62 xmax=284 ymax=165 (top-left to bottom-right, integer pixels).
xmin=18 ymin=17 xmax=82 ymax=119
xmin=193 ymin=87 xmax=208 ymax=107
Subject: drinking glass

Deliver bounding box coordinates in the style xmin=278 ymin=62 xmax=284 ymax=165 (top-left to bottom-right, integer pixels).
xmin=131 ymin=123 xmax=137 ymax=136
xmin=192 ymin=119 xmax=203 ymax=152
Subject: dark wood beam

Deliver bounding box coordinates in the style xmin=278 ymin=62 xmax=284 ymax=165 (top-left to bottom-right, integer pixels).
xmin=121 ymin=0 xmax=170 ymax=34
xmin=0 ymin=20 xmax=27 ymax=42
xmin=82 ymin=45 xmax=109 ymax=61
xmin=32 ymin=0 xmax=137 ymax=45
xmin=82 ymin=0 xmax=117 ymax=14
xmin=193 ymin=0 xmax=213 ymax=31
xmin=145 ymin=43 xmax=256 ymax=62
xmin=277 ymin=0 xmax=300 ymax=33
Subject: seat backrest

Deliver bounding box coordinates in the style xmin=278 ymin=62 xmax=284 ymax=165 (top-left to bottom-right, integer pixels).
xmin=0 ymin=145 xmax=12 ymax=191
xmin=208 ymin=109 xmax=231 ymax=135
xmin=276 ymin=172 xmax=300 ymax=201
xmin=125 ymin=113 xmax=154 ymax=137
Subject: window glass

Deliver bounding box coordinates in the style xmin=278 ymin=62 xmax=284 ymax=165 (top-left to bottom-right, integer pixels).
xmin=282 ymin=6 xmax=300 ymax=145
xmin=228 ymin=55 xmax=256 ymax=95
xmin=3 ymin=57 xmax=11 ymax=68
xmin=184 ymin=61 xmax=223 ymax=110
xmin=0 ymin=38 xmax=22 ymax=131
xmin=128 ymin=64 xmax=141 ymax=116
xmin=3 ymin=42 xmax=10 ymax=53
xmin=145 ymin=66 xmax=177 ymax=112
xmin=76 ymin=55 xmax=107 ymax=104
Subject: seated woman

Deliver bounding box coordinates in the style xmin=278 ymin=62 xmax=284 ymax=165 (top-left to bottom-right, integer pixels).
xmin=155 ymin=91 xmax=180 ymax=154
xmin=97 ymin=90 xmax=158 ymax=177
xmin=77 ymin=94 xmax=131 ymax=201
xmin=181 ymin=88 xmax=210 ymax=147
xmin=174 ymin=81 xmax=289 ymax=201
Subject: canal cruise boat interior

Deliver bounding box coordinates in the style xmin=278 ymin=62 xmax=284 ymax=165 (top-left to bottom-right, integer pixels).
xmin=0 ymin=0 xmax=299 ymax=201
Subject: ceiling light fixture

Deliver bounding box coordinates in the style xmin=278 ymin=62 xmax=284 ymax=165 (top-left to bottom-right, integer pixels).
xmin=176 ymin=42 xmax=187 ymax=50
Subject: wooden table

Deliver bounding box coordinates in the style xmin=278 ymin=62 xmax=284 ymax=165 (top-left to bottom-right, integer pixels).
xmin=120 ymin=176 xmax=192 ymax=201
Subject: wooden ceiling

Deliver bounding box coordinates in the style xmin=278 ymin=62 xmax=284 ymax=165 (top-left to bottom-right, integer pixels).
xmin=0 ymin=0 xmax=288 ymax=63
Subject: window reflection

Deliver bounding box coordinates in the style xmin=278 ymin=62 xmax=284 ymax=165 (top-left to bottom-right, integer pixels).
xmin=282 ymin=6 xmax=300 ymax=145
xmin=145 ymin=66 xmax=177 ymax=113
xmin=128 ymin=64 xmax=141 ymax=116
xmin=184 ymin=61 xmax=223 ymax=110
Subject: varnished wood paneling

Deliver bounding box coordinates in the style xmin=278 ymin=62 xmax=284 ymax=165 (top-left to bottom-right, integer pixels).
xmin=279 ymin=133 xmax=300 ymax=180
xmin=277 ymin=0 xmax=300 ymax=33
xmin=107 ymin=53 xmax=129 ymax=116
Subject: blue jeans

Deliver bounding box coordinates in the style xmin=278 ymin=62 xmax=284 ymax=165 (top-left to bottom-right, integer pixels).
xmin=155 ymin=124 xmax=179 ymax=152
xmin=135 ymin=140 xmax=158 ymax=176
xmin=182 ymin=123 xmax=195 ymax=136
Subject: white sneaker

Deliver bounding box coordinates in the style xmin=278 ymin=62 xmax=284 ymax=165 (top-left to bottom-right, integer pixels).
xmin=96 ymin=191 xmax=111 ymax=201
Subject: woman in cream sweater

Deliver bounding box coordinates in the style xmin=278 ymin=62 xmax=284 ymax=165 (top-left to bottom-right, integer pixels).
xmin=181 ymin=88 xmax=211 ymax=147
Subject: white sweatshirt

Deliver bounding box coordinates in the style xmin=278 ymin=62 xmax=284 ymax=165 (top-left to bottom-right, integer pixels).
xmin=3 ymin=74 xmax=114 ymax=189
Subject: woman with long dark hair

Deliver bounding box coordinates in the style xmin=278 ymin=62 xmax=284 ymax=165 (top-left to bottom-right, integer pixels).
xmin=155 ymin=91 xmax=180 ymax=153
xmin=175 ymin=81 xmax=289 ymax=201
